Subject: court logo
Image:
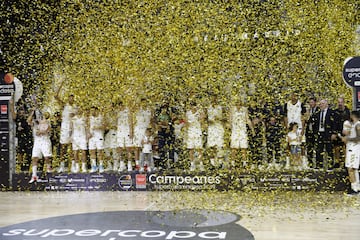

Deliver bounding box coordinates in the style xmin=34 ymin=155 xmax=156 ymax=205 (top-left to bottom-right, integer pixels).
xmin=118 ymin=175 xmax=133 ymax=190
xmin=0 ymin=210 xmax=254 ymax=240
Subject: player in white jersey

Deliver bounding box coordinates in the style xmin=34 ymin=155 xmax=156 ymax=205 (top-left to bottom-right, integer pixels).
xmin=206 ymin=96 xmax=225 ymax=168
xmin=70 ymin=108 xmax=88 ymax=173
xmin=28 ymin=111 xmax=53 ymax=183
xmin=284 ymin=93 xmax=307 ymax=168
xmin=104 ymin=102 xmax=120 ymax=171
xmin=116 ymin=101 xmax=134 ymax=171
xmin=341 ymin=111 xmax=360 ymax=195
xmin=133 ymin=98 xmax=153 ymax=170
xmin=55 ymin=91 xmax=76 ymax=173
xmin=141 ymin=128 xmax=155 ymax=172
xmin=230 ymin=99 xmax=254 ymax=167
xmin=185 ymin=101 xmax=205 ymax=171
xmin=88 ymin=107 xmax=105 ymax=173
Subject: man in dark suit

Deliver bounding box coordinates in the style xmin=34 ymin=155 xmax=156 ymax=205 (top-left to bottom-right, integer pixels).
xmin=305 ymin=97 xmax=320 ymax=168
xmin=312 ymin=99 xmax=338 ymax=170
xmin=333 ymin=97 xmax=351 ymax=168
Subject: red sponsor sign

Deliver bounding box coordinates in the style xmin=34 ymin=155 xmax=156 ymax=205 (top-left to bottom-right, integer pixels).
xmin=135 ymin=174 xmax=147 ymax=189
xmin=1 ymin=105 xmax=7 ymax=114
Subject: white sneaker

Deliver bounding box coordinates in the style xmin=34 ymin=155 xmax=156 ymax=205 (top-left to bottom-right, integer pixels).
xmin=75 ymin=163 xmax=80 ymax=173
xmin=113 ymin=161 xmax=119 ymax=171
xmin=99 ymin=164 xmax=105 ymax=173
xmin=71 ymin=163 xmax=77 ymax=173
xmin=127 ymin=162 xmax=133 ymax=172
xmin=29 ymin=176 xmax=38 ymax=184
xmin=119 ymin=161 xmax=126 ymax=172
xmin=58 ymin=162 xmax=65 ymax=173
xmin=147 ymin=167 xmax=152 ymax=172
xmin=90 ymin=165 xmax=97 ymax=173
xmin=199 ymin=162 xmax=205 ymax=171
xmin=139 ymin=167 xmax=144 ymax=172
xmin=190 ymin=162 xmax=196 ymax=171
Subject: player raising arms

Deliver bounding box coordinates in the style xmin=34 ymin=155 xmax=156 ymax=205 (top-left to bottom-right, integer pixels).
xmin=54 ymin=81 xmax=77 ymax=173
xmin=28 ymin=111 xmax=53 ymax=183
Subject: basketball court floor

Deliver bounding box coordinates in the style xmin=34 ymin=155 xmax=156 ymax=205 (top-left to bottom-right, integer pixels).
xmin=0 ymin=191 xmax=359 ymax=240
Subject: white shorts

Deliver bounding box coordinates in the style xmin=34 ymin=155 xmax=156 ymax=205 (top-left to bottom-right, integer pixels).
xmin=207 ymin=124 xmax=224 ymax=148
xmin=230 ymin=129 xmax=248 ymax=149
xmin=117 ymin=132 xmax=133 ymax=148
xmin=88 ymin=136 xmax=104 ymax=150
xmin=104 ymin=130 xmax=117 ymax=149
xmin=59 ymin=121 xmax=72 ymax=144
xmin=186 ymin=127 xmax=203 ymax=149
xmin=345 ymin=143 xmax=360 ymax=169
xmin=133 ymin=125 xmax=147 ymax=147
xmin=72 ymin=136 xmax=87 ymax=151
xmin=32 ymin=137 xmax=52 ymax=158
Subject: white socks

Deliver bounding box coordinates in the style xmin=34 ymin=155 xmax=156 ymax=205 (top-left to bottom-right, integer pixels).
xmin=32 ymin=165 xmax=37 ymax=177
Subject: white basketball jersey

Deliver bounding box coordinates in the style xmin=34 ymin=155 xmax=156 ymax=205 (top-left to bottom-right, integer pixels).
xmin=231 ymin=106 xmax=247 ymax=130
xmin=287 ymin=100 xmax=302 ymax=128
xmin=136 ymin=108 xmax=151 ymax=127
xmin=117 ymin=108 xmax=130 ymax=127
xmin=208 ymin=105 xmax=222 ymax=123
xmin=72 ymin=116 xmax=87 ymax=138
xmin=90 ymin=115 xmax=104 ymax=138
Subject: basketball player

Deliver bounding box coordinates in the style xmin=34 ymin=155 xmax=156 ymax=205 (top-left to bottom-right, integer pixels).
xmin=206 ymin=95 xmax=225 ymax=168
xmin=341 ymin=111 xmax=360 ymax=195
xmin=28 ymin=111 xmax=52 ymax=183
xmin=88 ymin=107 xmax=105 ymax=173
xmin=185 ymin=101 xmax=205 ymax=171
xmin=104 ymin=102 xmax=120 ymax=171
xmin=55 ymin=91 xmax=76 ymax=173
xmin=70 ymin=108 xmax=88 ymax=173
xmin=230 ymin=99 xmax=254 ymax=168
xmin=284 ymin=92 xmax=307 ymax=167
xmin=140 ymin=128 xmax=155 ymax=172
xmin=116 ymin=101 xmax=134 ymax=172
xmin=133 ymin=98 xmax=153 ymax=170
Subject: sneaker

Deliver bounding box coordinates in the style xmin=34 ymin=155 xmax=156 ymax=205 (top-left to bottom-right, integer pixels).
xmin=90 ymin=165 xmax=98 ymax=173
xmin=147 ymin=166 xmax=152 ymax=172
xmin=139 ymin=167 xmax=144 ymax=172
xmin=347 ymin=188 xmax=359 ymax=196
xmin=81 ymin=166 xmax=87 ymax=173
xmin=58 ymin=162 xmax=65 ymax=173
xmin=190 ymin=162 xmax=196 ymax=171
xmin=119 ymin=161 xmax=126 ymax=172
xmin=71 ymin=164 xmax=77 ymax=173
xmin=199 ymin=162 xmax=205 ymax=172
xmin=113 ymin=161 xmax=119 ymax=171
xmin=127 ymin=163 xmax=133 ymax=172
xmin=75 ymin=163 xmax=80 ymax=173
xmin=99 ymin=164 xmax=105 ymax=173
xmin=29 ymin=176 xmax=38 ymax=184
